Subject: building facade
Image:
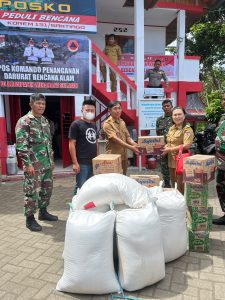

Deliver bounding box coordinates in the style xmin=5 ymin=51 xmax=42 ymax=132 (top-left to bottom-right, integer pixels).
xmin=0 ymin=0 xmax=222 ymax=175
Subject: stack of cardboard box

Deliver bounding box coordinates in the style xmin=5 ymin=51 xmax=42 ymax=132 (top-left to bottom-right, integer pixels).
xmin=92 ymin=154 xmax=123 ymax=175
xmin=129 ymin=136 xmax=163 ymax=187
xmin=184 ymin=155 xmax=216 ymax=253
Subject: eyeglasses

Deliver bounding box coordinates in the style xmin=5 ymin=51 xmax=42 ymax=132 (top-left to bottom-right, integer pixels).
xmin=222 ymin=98 xmax=225 ymax=101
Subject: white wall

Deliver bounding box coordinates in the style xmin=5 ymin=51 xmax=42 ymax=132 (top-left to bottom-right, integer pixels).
xmin=183 ymin=59 xmax=200 ymax=82
xmin=4 ymin=96 xmax=11 ymax=134
xmin=74 ymin=95 xmax=84 ymax=117
xmin=88 ymin=22 xmax=166 ymax=54
xmin=171 ymin=92 xmax=177 ymax=107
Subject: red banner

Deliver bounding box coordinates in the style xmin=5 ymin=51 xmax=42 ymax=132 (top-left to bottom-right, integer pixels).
xmin=0 ymin=0 xmax=96 ymax=32
xmin=118 ymin=54 xmax=176 ymax=79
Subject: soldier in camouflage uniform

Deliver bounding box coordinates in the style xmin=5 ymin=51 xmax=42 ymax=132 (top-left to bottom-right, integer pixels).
xmin=156 ymin=99 xmax=173 ymax=188
xmin=217 ymin=93 xmax=225 ymax=126
xmin=16 ymin=93 xmax=58 ymax=232
xmin=213 ymin=92 xmax=225 ymax=225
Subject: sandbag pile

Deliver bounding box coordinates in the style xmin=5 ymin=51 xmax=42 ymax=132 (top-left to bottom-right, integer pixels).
xmin=57 ymin=173 xmax=187 ymax=294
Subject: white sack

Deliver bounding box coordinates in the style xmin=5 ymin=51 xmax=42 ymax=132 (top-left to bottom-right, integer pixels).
xmin=116 ymin=203 xmax=165 ymax=291
xmin=72 ymin=173 xmax=152 ymax=210
xmin=56 ymin=210 xmax=120 ymax=294
xmin=147 ymin=185 xmax=163 ymax=197
xmin=155 ymin=189 xmax=187 ymax=263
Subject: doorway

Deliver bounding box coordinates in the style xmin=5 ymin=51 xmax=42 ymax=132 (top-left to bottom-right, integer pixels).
xmin=9 ymin=95 xmax=73 ymax=169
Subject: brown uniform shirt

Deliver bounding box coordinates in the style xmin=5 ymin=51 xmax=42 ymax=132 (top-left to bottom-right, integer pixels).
xmin=166 ymin=124 xmax=194 ymax=168
xmin=103 ymin=44 xmax=122 ymax=65
xmin=103 ymin=116 xmax=130 ymax=160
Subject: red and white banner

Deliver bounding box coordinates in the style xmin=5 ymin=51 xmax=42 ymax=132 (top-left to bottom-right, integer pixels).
xmin=118 ymin=54 xmax=176 ymax=79
xmin=0 ymin=0 xmax=96 ymax=32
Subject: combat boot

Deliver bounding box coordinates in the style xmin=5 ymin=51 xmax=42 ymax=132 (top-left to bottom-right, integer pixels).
xmin=26 ymin=215 xmax=42 ymax=232
xmin=212 ymin=215 xmax=225 ymax=225
xmin=38 ymin=208 xmax=58 ymax=221
xmin=164 ymin=182 xmax=172 ymax=188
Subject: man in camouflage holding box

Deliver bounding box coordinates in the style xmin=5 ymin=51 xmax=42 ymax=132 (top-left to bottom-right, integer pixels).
xmin=16 ymin=93 xmax=58 ymax=232
xmin=156 ymin=99 xmax=173 ymax=188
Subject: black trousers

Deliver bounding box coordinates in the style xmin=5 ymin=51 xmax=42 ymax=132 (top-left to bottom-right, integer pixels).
xmin=147 ymin=84 xmax=163 ymax=88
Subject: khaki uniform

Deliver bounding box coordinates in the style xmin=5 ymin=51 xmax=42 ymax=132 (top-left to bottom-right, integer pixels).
xmin=103 ymin=116 xmax=130 ymax=174
xmin=167 ymin=124 xmax=194 ymax=168
xmin=166 ymin=124 xmax=194 ymax=194
xmin=102 ymin=44 xmax=122 ymax=92
xmin=103 ymin=44 xmax=121 ymax=65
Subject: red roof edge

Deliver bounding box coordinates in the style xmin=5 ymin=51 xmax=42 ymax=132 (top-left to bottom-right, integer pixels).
xmin=156 ymin=2 xmax=204 ymax=13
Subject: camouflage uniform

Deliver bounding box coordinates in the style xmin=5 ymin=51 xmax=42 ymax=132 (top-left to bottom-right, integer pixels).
xmin=219 ymin=113 xmax=225 ymax=123
xmin=16 ymin=111 xmax=54 ymax=216
xmin=217 ymin=113 xmax=225 ymax=129
xmin=215 ymin=120 xmax=225 ymax=213
xmin=156 ymin=115 xmax=173 ymax=187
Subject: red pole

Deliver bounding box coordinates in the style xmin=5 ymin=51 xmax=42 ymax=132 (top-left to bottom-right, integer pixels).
xmin=0 ymin=117 xmax=7 ymax=176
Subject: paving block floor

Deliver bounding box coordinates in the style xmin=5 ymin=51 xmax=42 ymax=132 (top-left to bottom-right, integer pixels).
xmin=0 ymin=170 xmax=225 ymax=300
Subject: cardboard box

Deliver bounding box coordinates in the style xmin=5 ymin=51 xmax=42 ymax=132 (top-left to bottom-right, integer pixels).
xmin=130 ymin=175 xmax=160 ymax=188
xmin=138 ymin=136 xmax=164 ymax=155
xmin=92 ymin=154 xmax=123 ymax=175
xmin=185 ymin=184 xmax=208 ymax=207
xmin=183 ymin=155 xmax=215 ymax=185
xmin=188 ymin=207 xmax=213 ymax=231
xmin=188 ymin=230 xmax=210 ymax=253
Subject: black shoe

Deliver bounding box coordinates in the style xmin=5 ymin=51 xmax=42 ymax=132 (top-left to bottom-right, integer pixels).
xmin=164 ymin=184 xmax=172 ymax=188
xmin=38 ymin=208 xmax=58 ymax=221
xmin=26 ymin=215 xmax=42 ymax=232
xmin=163 ymin=181 xmax=172 ymax=188
xmin=212 ymin=215 xmax=225 ymax=225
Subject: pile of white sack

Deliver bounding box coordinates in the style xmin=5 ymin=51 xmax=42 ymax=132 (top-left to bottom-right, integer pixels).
xmin=56 ymin=173 xmax=187 ymax=294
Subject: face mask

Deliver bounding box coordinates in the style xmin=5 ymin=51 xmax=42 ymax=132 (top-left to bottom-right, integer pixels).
xmin=83 ymin=112 xmax=95 ymax=121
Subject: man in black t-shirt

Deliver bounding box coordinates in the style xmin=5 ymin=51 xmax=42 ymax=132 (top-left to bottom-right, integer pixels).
xmin=68 ymin=99 xmax=98 ymax=195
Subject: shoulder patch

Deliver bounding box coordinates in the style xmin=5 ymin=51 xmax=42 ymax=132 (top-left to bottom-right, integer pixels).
xmin=184 ymin=131 xmax=191 ymax=138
